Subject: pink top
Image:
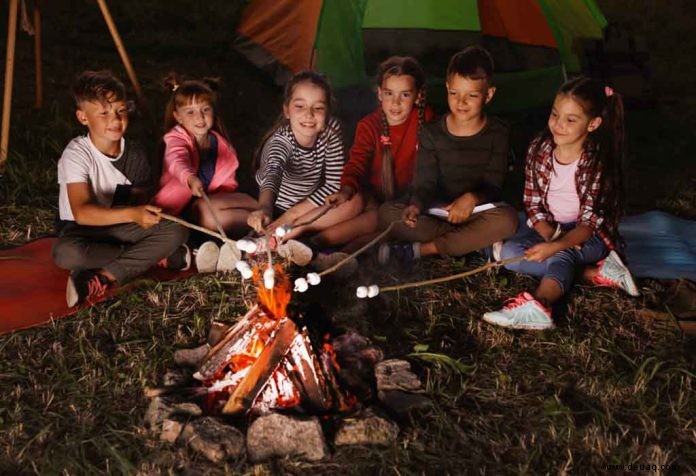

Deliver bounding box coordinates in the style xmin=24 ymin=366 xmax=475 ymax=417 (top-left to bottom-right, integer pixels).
xmin=547 ymin=156 xmax=580 ymax=224
xmin=152 ymin=125 xmax=239 ymax=215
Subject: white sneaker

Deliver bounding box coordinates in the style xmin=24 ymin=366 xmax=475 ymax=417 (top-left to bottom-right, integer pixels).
xmin=216 ymin=242 xmax=241 ymax=273
xmin=483 ymin=292 xmax=555 ymax=330
xmin=491 ymin=241 xmax=503 ymax=262
xmin=276 ymin=240 xmax=313 ymax=266
xmin=593 ymin=250 xmax=640 ymax=297
xmin=195 ymin=241 xmax=220 ymax=273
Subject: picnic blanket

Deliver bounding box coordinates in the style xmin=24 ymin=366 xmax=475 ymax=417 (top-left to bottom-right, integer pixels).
xmin=0 ymin=238 xmax=194 ymax=335
xmin=1 ymin=211 xmax=694 ymax=335
xmin=620 ymin=211 xmax=696 ymax=281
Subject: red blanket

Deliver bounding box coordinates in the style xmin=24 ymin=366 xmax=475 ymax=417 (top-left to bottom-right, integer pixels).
xmin=0 ymin=238 xmax=193 ymax=335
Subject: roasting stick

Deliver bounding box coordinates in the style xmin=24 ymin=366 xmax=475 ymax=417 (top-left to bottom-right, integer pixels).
xmin=293 ymin=220 xmax=400 ymax=292
xmin=158 ymin=212 xmax=235 ymax=246
xmin=200 ymin=191 xmax=228 ymax=240
xmin=356 ymin=255 xmax=526 ymax=298
xmin=318 ymin=220 xmax=399 ymax=277
xmin=274 ymin=203 xmax=333 ymax=240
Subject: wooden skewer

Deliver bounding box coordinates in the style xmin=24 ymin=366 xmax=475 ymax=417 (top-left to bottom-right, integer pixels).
xmin=292 ymin=203 xmax=333 ymax=229
xmin=0 ymin=0 xmax=19 ymax=167
xmin=318 ymin=221 xmax=399 ymax=277
xmin=378 ymin=255 xmax=525 ymax=293
xmin=200 ymin=191 xmax=228 ymax=240
xmin=159 ymin=212 xmax=236 ymax=246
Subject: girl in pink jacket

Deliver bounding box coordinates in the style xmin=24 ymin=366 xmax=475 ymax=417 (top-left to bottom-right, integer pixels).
xmin=153 ymin=75 xmax=257 ymax=270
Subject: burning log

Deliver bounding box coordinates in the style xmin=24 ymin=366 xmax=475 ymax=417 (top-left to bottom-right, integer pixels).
xmin=222 ymin=318 xmax=298 ymax=415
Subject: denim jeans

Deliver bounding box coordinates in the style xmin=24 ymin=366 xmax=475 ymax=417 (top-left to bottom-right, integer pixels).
xmin=500 ymin=215 xmax=608 ymax=295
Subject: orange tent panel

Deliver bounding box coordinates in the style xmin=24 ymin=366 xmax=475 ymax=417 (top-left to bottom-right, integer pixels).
xmin=479 ymin=0 xmax=557 ymax=48
xmin=237 ymin=0 xmax=323 ymax=73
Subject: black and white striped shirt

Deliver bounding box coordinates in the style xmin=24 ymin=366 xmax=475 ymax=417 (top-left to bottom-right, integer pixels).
xmin=256 ymin=117 xmax=345 ymax=211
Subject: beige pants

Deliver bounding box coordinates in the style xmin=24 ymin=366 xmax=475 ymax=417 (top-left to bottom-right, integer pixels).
xmin=378 ymin=201 xmax=518 ymax=257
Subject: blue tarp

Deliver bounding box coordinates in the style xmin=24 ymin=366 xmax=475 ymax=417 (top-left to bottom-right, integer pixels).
xmin=620 ymin=211 xmax=696 ymax=281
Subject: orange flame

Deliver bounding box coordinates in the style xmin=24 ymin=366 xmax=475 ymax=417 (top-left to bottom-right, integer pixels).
xmin=253 ymin=264 xmax=292 ymax=319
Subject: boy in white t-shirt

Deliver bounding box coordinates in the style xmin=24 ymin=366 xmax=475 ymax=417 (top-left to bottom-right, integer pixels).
xmin=53 ymin=70 xmax=189 ymax=307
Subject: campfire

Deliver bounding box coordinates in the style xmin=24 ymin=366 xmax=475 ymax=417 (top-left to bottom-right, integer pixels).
xmin=144 ymin=236 xmax=428 ymax=463
xmin=191 ymin=261 xmax=356 ymax=417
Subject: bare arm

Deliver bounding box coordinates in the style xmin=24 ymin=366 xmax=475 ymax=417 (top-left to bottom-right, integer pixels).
xmin=67 ymin=182 xmax=161 ymax=228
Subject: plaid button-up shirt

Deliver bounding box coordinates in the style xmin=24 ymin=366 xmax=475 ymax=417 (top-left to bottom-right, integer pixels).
xmin=523 ymin=137 xmax=613 ymax=248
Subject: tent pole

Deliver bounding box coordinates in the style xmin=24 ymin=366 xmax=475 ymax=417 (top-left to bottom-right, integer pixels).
xmin=34 ymin=0 xmax=42 ymax=109
xmin=1 ymin=0 xmax=19 ymax=168
xmin=95 ymin=0 xmax=143 ymax=103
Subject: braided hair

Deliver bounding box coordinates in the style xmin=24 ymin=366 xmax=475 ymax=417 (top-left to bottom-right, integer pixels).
xmin=376 ymin=56 xmax=426 ymax=201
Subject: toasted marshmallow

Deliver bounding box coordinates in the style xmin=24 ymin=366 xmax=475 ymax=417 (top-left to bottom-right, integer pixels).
xmin=235 ymin=260 xmax=253 ymax=279
xmin=367 ymin=285 xmax=380 ymax=298
xmin=306 ymin=272 xmax=321 ymax=286
xmin=263 ymin=267 xmax=275 ymax=289
xmin=294 ymin=277 xmax=309 ymax=292
xmin=356 ymin=286 xmax=368 ymax=298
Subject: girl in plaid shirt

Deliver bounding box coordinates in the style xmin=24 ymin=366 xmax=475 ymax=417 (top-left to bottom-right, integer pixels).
xmin=483 ymin=77 xmax=639 ymax=331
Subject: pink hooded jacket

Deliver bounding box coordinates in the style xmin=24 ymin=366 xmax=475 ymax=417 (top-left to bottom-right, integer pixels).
xmin=153 ymin=125 xmax=239 ymax=215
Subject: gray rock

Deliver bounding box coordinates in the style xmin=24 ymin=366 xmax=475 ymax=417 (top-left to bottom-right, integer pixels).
xmin=160 ymin=418 xmax=184 ymax=443
xmin=208 ymin=322 xmax=231 ymax=346
xmin=163 ymin=369 xmax=192 ymax=387
xmin=246 ymin=413 xmax=328 ymax=462
xmin=145 ymin=397 xmax=203 ymax=433
xmin=374 ymin=359 xmax=422 ymax=392
xmin=334 ymin=409 xmax=399 ymax=446
xmin=378 ymin=390 xmax=432 ymax=418
xmin=174 ymin=343 xmax=211 ymax=367
xmin=181 ymin=417 xmax=245 ymax=463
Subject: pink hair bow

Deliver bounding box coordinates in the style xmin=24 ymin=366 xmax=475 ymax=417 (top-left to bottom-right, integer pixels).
xmin=379 ymin=135 xmax=391 ymax=146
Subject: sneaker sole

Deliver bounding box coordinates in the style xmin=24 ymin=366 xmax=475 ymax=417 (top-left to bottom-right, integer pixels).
xmin=278 ymin=240 xmax=313 ymax=266
xmin=482 ymin=313 xmax=555 ymax=330
xmin=217 ymin=242 xmax=241 ymax=272
xmin=196 ymin=242 xmax=220 ymax=273
xmin=608 ymin=251 xmax=640 ymax=297
xmin=66 ymin=276 xmax=78 ymax=307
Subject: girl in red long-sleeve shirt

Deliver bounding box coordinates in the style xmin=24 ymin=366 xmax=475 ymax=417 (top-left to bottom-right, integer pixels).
xmin=316 ymin=56 xmax=432 ymax=251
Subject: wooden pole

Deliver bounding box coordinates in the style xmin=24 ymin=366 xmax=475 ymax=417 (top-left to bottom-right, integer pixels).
xmin=95 ymin=0 xmax=143 ymax=103
xmin=33 ymin=0 xmax=42 ymax=109
xmin=1 ymin=0 xmax=19 ymax=168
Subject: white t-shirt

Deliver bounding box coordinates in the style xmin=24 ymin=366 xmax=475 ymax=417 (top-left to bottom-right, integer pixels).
xmin=547 ymin=155 xmax=580 ymax=224
xmin=57 ymin=135 xmax=129 ymax=221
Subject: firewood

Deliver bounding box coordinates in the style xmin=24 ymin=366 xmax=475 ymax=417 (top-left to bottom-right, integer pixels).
xmin=223 ymin=318 xmax=298 ymax=415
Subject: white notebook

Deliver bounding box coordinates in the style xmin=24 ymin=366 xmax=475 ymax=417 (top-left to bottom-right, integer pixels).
xmin=426 ymin=202 xmax=497 ymax=218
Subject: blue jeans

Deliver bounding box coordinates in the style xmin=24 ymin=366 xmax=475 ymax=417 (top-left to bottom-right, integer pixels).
xmin=500 ymin=215 xmax=608 ymax=295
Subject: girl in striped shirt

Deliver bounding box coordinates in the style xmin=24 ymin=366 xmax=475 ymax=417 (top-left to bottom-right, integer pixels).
xmin=248 ymin=71 xmax=362 ymax=239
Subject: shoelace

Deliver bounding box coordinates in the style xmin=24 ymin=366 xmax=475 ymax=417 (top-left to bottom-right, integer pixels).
xmin=87 ymin=276 xmax=108 ymax=298
xmin=593 ymin=274 xmax=621 ymax=288
xmin=503 ymin=294 xmax=532 ymax=310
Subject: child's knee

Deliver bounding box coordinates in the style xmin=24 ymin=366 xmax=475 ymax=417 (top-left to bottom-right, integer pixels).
xmin=52 ymin=240 xmax=83 ymax=270
xmin=377 ymin=201 xmax=403 ymax=229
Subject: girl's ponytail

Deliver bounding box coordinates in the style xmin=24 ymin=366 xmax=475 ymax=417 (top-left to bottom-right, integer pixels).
xmin=599 ymin=88 xmax=625 ymax=240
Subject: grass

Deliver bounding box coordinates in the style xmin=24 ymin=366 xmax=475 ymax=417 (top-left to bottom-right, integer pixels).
xmin=1 ymin=0 xmax=695 ymax=474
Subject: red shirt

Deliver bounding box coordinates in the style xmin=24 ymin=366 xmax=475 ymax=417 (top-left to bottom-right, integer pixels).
xmin=341 ymin=107 xmax=432 ymax=198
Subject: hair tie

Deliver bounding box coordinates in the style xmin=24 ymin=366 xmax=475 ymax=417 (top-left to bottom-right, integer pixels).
xmin=604 ymin=86 xmax=614 ymax=97
xmin=380 ymin=135 xmax=391 ymax=146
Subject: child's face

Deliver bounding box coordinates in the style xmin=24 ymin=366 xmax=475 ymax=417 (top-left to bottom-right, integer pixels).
xmin=283 ymin=82 xmax=328 ymax=147
xmin=548 ymin=94 xmax=602 ymax=148
xmin=378 ymin=74 xmax=417 ymax=126
xmin=76 ymin=95 xmax=129 ymax=147
xmin=445 ymin=74 xmax=495 ymax=123
xmin=173 ymin=98 xmax=214 ymax=140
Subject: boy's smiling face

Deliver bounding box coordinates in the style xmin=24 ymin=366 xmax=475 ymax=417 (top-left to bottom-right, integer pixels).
xmin=445 ymin=73 xmax=495 ymax=125
xmin=76 ymin=93 xmax=129 ymax=154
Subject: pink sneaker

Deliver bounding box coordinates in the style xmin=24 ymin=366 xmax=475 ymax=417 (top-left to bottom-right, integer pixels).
xmin=483 ymin=292 xmax=554 ymax=330
xmin=593 ymin=250 xmax=640 ymax=297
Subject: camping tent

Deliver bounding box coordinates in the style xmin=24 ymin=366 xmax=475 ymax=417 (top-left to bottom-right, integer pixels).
xmin=234 ymin=0 xmax=607 ymax=114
